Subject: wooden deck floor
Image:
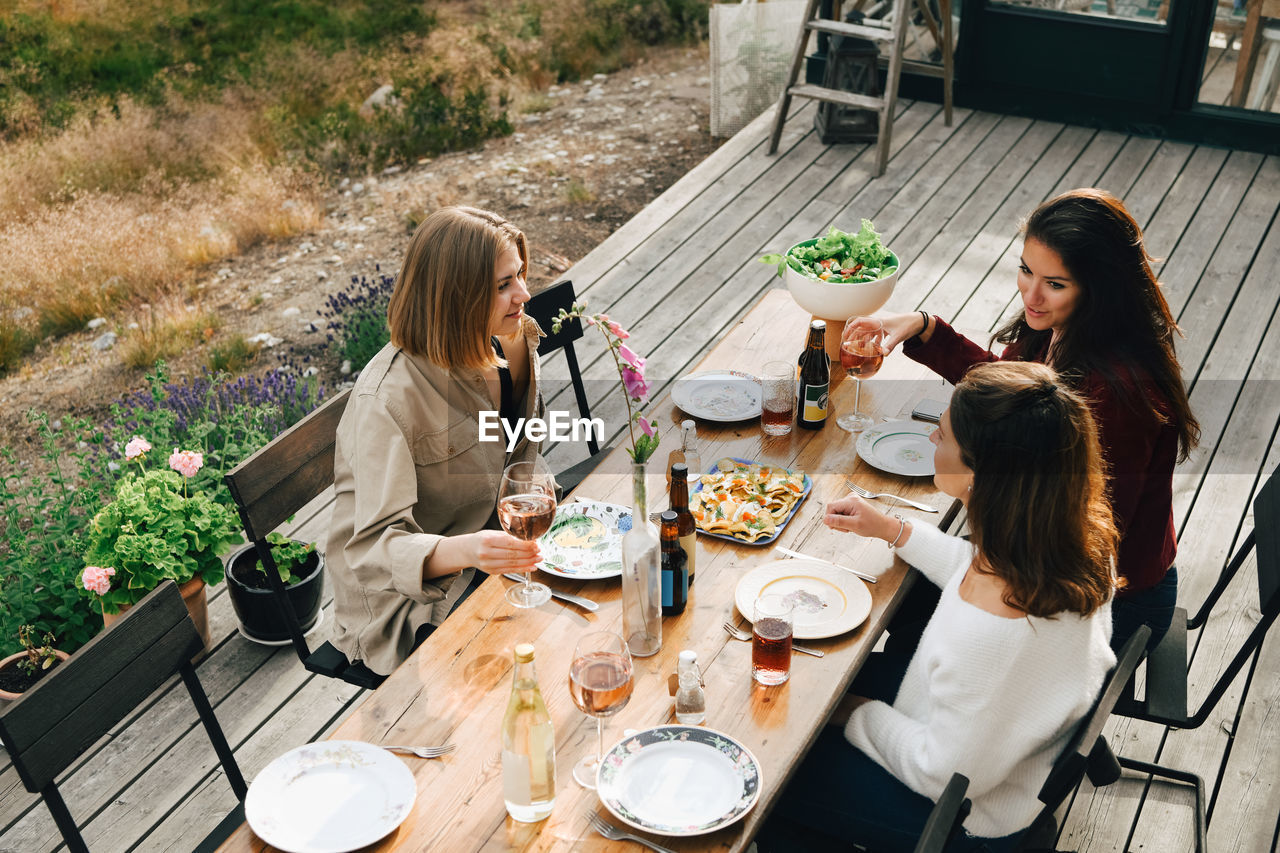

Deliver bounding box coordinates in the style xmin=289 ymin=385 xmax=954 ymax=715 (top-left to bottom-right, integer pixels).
xmin=3 ymin=99 xmax=1279 ymax=852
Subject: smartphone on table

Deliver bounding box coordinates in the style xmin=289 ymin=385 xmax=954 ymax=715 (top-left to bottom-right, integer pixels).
xmin=911 ymin=398 xmax=948 ymax=423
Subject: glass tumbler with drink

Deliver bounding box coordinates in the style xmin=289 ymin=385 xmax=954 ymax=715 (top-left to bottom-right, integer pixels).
xmin=752 ymin=594 xmax=794 ymax=686
xmin=497 ymin=459 xmax=556 ymax=608
xmin=837 ymin=317 xmax=885 ymax=433
xmin=568 ymin=630 xmax=634 ymax=788
xmin=761 ymin=360 xmax=795 ymax=436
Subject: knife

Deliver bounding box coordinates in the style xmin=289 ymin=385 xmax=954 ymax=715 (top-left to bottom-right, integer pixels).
xmin=502 ymin=574 xmax=600 ymax=611
xmin=773 ymin=546 xmax=878 ymax=584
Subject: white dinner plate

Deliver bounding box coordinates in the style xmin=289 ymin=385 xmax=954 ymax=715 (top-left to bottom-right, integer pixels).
xmin=734 ymin=559 xmax=872 ymax=640
xmin=597 ymin=726 xmax=762 ymax=836
xmin=537 ymin=498 xmax=628 ymax=579
xmin=856 ymin=419 xmax=938 ymax=477
xmin=671 ymin=370 xmax=762 ymax=422
xmin=245 ymin=741 xmax=416 ymax=853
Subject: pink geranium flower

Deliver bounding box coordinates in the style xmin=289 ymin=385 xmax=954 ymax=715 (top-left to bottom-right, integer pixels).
xmin=81 ymin=565 xmax=116 ymax=596
xmin=169 ymin=449 xmax=204 ymax=478
xmin=124 ymin=436 xmax=152 ymax=459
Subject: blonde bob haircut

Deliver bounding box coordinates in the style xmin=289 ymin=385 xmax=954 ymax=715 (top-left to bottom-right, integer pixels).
xmin=387 ymin=206 xmax=528 ymax=369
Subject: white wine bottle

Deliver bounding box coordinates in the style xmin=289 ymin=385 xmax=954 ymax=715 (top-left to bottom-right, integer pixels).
xmin=501 ymin=643 xmax=556 ymax=822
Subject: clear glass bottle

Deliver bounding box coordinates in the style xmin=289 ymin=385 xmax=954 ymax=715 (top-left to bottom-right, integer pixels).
xmin=675 ymin=649 xmax=706 ymax=725
xmin=621 ymin=462 xmax=662 ymax=657
xmin=680 ymin=419 xmax=702 ymax=482
xmin=502 ymin=643 xmax=556 ymax=822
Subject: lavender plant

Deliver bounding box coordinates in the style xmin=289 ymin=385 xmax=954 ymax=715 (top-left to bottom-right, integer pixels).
xmin=318 ymin=270 xmax=396 ymax=371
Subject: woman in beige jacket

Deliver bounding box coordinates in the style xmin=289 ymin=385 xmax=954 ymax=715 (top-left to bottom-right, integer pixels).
xmin=327 ymin=207 xmax=549 ymax=676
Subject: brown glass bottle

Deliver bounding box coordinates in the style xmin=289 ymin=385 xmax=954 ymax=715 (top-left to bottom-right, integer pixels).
xmin=798 ymin=320 xmax=829 ymax=430
xmin=659 ymin=510 xmax=688 ymax=616
xmin=668 ymin=463 xmax=697 ymax=584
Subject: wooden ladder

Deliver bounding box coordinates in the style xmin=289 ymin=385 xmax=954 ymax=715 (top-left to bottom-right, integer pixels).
xmin=767 ymin=0 xmax=953 ymax=177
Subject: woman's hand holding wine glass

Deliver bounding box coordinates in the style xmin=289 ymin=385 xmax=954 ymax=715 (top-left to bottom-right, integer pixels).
xmin=498 ymin=459 xmax=557 ymax=608
xmin=568 ymin=630 xmax=634 ymax=789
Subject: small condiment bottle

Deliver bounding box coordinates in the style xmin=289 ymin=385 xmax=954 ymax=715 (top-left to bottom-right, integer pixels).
xmin=674 ymin=650 xmax=706 ymax=725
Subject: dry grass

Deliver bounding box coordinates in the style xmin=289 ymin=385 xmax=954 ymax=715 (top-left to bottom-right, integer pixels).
xmin=119 ymin=300 xmax=222 ymax=369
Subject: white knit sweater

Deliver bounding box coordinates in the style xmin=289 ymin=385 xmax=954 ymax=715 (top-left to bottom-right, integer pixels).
xmin=844 ymin=521 xmax=1115 ymax=838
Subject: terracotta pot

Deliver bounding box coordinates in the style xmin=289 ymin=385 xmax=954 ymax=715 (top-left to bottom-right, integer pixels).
xmin=103 ymin=577 xmax=212 ymax=652
xmin=225 ymin=543 xmax=325 ymax=644
xmin=0 ymin=648 xmax=71 ymax=702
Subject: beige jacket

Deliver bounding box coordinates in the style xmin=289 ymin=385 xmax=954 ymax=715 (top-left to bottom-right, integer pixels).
xmin=328 ymin=317 xmax=545 ymax=675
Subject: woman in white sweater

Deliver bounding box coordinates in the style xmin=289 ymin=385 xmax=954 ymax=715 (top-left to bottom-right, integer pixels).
xmin=768 ymin=362 xmax=1119 ymax=852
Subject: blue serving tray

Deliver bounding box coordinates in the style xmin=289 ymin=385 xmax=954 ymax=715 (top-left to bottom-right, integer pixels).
xmin=691 ymin=456 xmax=812 ymax=546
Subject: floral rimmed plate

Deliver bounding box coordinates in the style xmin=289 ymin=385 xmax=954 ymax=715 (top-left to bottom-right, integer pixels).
xmin=245 ymin=740 xmax=416 ymax=853
xmin=597 ymin=725 xmax=762 ymax=837
xmin=672 ymin=370 xmax=762 ymax=422
xmin=856 ymin=419 xmax=937 ymax=477
xmin=537 ymin=498 xmax=629 ymax=579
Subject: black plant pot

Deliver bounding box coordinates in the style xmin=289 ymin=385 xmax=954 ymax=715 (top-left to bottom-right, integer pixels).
xmin=225 ymin=542 xmax=324 ymax=644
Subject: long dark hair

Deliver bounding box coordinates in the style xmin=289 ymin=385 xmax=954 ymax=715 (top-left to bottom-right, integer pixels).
xmin=950 ymin=362 xmax=1118 ymax=618
xmin=993 ymin=188 xmax=1200 ymax=460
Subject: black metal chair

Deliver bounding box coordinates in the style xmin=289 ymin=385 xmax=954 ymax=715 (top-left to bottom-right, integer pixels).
xmin=525 ymin=279 xmax=608 ymax=493
xmin=1014 ymin=625 xmax=1151 ymax=851
xmin=914 ymin=772 xmax=971 ymax=853
xmin=1108 ymin=466 xmax=1279 ymax=853
xmin=223 ymin=387 xmax=385 ymax=691
xmin=0 ymin=581 xmax=247 ymax=853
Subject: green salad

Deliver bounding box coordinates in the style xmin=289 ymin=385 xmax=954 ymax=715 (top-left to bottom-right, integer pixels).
xmin=760 ymin=220 xmax=897 ymax=284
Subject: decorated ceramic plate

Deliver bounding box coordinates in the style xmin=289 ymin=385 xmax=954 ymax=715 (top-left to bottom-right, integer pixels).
xmin=671 ymin=370 xmax=762 ymax=422
xmin=734 ymin=559 xmax=872 ymax=640
xmin=245 ymin=740 xmax=416 ymax=853
xmin=856 ymin=419 xmax=937 ymax=477
xmin=536 ymin=498 xmax=628 ymax=580
xmin=597 ymin=725 xmax=762 ymax=836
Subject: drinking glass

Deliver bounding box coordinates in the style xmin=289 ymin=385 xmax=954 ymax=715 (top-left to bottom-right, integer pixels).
xmin=837 ymin=318 xmax=885 ymax=433
xmin=752 ymin=594 xmax=794 ymax=685
xmin=760 ymin=360 xmax=795 ymax=436
xmin=498 ymin=459 xmax=556 ymax=608
xmin=568 ymin=630 xmax=634 ymax=788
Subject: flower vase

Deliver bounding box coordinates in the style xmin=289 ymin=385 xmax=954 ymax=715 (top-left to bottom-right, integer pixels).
xmin=103 ymin=577 xmax=213 ymax=654
xmin=620 ymin=462 xmax=662 ymax=657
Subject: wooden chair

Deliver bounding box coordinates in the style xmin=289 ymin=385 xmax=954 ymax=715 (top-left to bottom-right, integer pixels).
xmin=0 ymin=581 xmax=247 ymax=853
xmin=914 ymin=772 xmax=971 ymax=853
xmin=1013 ymin=626 xmax=1151 ymax=851
xmin=223 ymin=387 xmax=385 ymax=691
xmin=1108 ymin=466 xmax=1279 ymax=852
xmin=525 ymin=279 xmax=608 ymax=493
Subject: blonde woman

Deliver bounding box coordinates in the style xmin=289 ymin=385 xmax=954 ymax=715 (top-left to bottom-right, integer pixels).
xmin=328 ymin=207 xmax=549 ymax=676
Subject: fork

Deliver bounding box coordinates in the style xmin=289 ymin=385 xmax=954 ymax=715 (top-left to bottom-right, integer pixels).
xmin=845 ymin=480 xmax=938 ymax=513
xmin=381 ymin=743 xmax=456 ymax=758
xmin=586 ymin=812 xmax=678 ymax=853
xmin=722 ymin=621 xmax=824 ymax=657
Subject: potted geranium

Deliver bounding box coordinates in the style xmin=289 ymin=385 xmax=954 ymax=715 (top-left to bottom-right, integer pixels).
xmin=225 ymin=532 xmax=325 ymax=644
xmin=79 ymin=437 xmax=241 ymax=650
xmin=0 ymin=626 xmax=70 ymax=701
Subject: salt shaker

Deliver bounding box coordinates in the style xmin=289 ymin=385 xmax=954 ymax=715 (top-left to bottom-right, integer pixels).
xmin=674 ymin=650 xmax=706 ymax=725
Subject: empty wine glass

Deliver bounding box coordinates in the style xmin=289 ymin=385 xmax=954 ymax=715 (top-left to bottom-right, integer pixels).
xmin=838 ymin=317 xmax=885 ymax=433
xmin=568 ymin=630 xmax=633 ymax=788
xmin=498 ymin=459 xmax=556 ymax=608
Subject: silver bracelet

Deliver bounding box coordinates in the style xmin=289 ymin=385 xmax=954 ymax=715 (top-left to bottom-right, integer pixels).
xmin=887 ymin=514 xmax=907 ymax=549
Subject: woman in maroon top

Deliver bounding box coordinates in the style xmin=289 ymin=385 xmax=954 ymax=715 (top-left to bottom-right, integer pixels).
xmin=847 ymin=188 xmax=1200 ymax=653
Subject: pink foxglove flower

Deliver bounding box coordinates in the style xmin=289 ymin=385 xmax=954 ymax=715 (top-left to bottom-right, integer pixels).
xmin=81 ymin=565 xmax=116 ymax=596
xmin=638 ymin=415 xmax=654 ymax=437
xmin=169 ymin=449 xmax=204 ymax=478
xmin=621 ymin=365 xmax=650 ymax=400
xmin=607 ymin=319 xmax=630 ymax=339
xmin=124 ymin=436 xmax=152 ymax=459
xmin=618 ymin=344 xmax=642 ymax=369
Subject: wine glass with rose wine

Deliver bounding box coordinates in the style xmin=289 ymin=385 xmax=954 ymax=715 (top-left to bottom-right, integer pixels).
xmin=498 ymin=459 xmax=557 ymax=608
xmin=837 ymin=318 xmax=885 ymax=433
xmin=568 ymin=630 xmax=634 ymax=788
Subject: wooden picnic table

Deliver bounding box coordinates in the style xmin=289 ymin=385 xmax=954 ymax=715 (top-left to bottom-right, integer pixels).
xmin=219 ymin=288 xmax=960 ymax=852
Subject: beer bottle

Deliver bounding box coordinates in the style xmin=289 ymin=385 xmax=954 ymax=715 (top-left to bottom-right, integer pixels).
xmin=668 ymin=462 xmax=697 ymax=584
xmin=659 ymin=510 xmax=688 ymax=616
xmin=798 ymin=320 xmax=830 ymax=430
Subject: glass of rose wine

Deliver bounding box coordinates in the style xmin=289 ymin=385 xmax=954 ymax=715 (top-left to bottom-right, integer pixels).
xmin=568 ymin=630 xmax=633 ymax=788
xmin=498 ymin=459 xmax=557 ymax=608
xmin=838 ymin=317 xmax=885 ymax=433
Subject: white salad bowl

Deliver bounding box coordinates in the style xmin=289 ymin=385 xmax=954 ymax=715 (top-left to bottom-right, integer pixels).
xmin=784 ymin=238 xmax=900 ymax=321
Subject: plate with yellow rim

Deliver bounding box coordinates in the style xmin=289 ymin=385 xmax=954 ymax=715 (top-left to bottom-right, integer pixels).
xmin=734 ymin=559 xmax=872 ymax=640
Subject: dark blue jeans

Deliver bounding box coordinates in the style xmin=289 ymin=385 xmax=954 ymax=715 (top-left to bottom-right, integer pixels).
xmin=1111 ymin=566 xmax=1178 ymax=656
xmin=761 ymin=653 xmax=1022 ymax=853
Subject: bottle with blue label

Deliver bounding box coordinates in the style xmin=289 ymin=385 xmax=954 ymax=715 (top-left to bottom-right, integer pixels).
xmin=659 ymin=510 xmax=688 ymax=616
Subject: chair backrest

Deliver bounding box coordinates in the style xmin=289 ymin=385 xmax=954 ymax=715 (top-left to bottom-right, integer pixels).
xmin=0 ymin=581 xmax=246 ymax=853
xmin=525 ymin=280 xmax=600 ymax=455
xmin=913 ymin=772 xmax=971 ymax=853
xmin=1034 ymin=626 xmax=1150 ymax=821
